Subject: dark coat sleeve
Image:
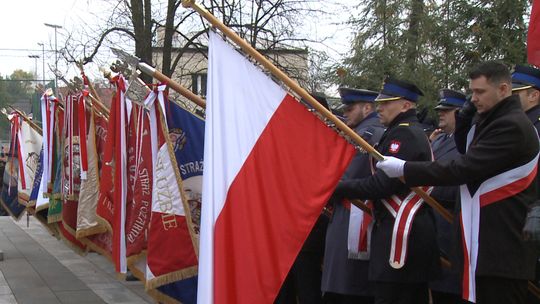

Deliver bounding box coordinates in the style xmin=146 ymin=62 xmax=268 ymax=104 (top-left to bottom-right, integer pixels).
xmin=404 ymin=119 xmax=534 ymax=187
xmin=453 ymin=111 xmax=472 ymax=154
xmin=337 ymin=127 xmax=429 ymax=200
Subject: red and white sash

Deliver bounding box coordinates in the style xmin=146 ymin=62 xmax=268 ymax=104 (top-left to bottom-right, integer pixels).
xmin=381 ymin=186 xmax=433 ymax=269
xmin=460 ymin=125 xmax=539 ymax=303
xmin=347 ymin=200 xmax=373 ymax=260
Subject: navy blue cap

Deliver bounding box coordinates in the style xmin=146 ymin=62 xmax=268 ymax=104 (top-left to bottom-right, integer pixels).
xmin=375 ymin=77 xmax=424 ymax=103
xmin=434 ymin=89 xmax=466 ymax=110
xmin=512 ymin=64 xmax=540 ymax=91
xmin=311 ymin=92 xmax=329 ymax=110
xmin=338 ymin=87 xmax=378 ymax=105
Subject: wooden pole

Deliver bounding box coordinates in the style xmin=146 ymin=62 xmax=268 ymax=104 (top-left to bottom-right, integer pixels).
xmin=350 ymin=199 xmax=373 ymax=216
xmin=7 ymin=106 xmax=42 ymax=135
xmin=182 ymin=0 xmax=453 ymax=223
xmin=76 ymin=63 xmax=110 ymax=117
xmin=137 ymin=62 xmax=206 ymax=109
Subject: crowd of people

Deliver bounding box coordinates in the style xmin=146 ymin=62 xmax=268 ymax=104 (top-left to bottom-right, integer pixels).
xmin=276 ymin=61 xmax=540 ymax=304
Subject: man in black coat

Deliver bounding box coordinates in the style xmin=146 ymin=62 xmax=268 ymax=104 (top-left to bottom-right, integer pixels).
xmin=428 ymin=89 xmax=466 ymax=304
xmin=377 ymin=61 xmax=539 ymax=304
xmin=322 ymin=87 xmax=384 ymax=304
xmin=333 ymin=77 xmax=440 ymax=304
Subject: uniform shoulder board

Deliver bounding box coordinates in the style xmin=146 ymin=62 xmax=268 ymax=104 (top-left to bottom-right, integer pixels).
xmin=398 ymin=123 xmax=410 ymax=127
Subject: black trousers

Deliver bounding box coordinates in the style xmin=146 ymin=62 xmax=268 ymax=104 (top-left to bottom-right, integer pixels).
xmin=373 ymin=281 xmax=428 ymax=304
xmin=274 ymin=251 xmax=324 ymax=304
xmin=431 ymin=290 xmax=467 ymax=304
xmin=323 ymin=292 xmax=374 ymax=304
xmin=476 ymin=276 xmax=527 ymax=304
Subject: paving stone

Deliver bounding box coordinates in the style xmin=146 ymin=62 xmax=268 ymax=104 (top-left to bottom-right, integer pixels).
xmin=92 ymin=288 xmax=150 ymax=304
xmin=1 ymin=217 xmax=154 ymax=304
xmin=55 ymin=290 xmax=106 ymax=304
xmin=0 ymin=294 xmax=17 ymax=304
xmin=12 ymin=286 xmax=61 ymax=304
xmin=0 ymin=286 xmax=12 ymax=295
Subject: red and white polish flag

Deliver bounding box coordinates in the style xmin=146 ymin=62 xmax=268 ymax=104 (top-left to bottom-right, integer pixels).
xmin=529 ymin=0 xmax=540 ymax=66
xmin=197 ymin=31 xmax=355 ymax=304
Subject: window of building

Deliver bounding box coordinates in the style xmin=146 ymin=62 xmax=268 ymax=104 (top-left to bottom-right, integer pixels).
xmin=191 ymin=73 xmax=207 ymax=97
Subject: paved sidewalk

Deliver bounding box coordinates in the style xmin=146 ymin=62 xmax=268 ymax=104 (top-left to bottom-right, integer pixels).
xmin=0 ymin=216 xmax=155 ymax=304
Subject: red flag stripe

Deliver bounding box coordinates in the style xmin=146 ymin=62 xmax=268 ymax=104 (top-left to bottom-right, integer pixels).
xmin=213 ymin=95 xmax=354 ymax=304
xmin=528 ymin=0 xmax=540 ymax=66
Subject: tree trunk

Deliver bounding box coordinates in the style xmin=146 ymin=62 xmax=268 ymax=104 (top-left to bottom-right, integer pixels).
xmin=161 ymin=0 xmax=178 ymax=77
xmin=131 ymin=0 xmax=153 ymax=83
xmin=405 ymin=0 xmax=423 ymax=72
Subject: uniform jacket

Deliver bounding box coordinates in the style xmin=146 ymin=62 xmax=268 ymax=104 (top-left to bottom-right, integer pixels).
xmin=526 ymin=105 xmax=540 ymax=200
xmin=404 ymin=95 xmax=539 ymax=280
xmin=527 ymin=104 xmax=540 ymax=135
xmin=428 ymin=133 xmax=461 ymax=295
xmin=322 ymin=111 xmax=384 ymax=295
xmin=336 ymin=109 xmax=440 ymax=283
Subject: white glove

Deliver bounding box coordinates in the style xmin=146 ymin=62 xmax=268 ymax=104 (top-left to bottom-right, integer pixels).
xmin=376 ymin=156 xmax=406 ymax=178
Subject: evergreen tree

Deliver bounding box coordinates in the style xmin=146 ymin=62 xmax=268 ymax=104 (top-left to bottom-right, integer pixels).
xmin=341 ymin=0 xmax=531 ymax=116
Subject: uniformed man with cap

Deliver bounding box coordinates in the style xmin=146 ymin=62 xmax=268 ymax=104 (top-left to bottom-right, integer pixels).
xmin=428 ymin=89 xmax=466 ymax=304
xmin=376 ymin=61 xmax=539 ymax=304
xmin=322 ymin=87 xmax=384 ymax=304
xmin=512 ymin=64 xmax=540 ymax=134
xmin=333 ymin=77 xmax=440 ymax=304
xmin=512 ymin=65 xmax=540 ymax=304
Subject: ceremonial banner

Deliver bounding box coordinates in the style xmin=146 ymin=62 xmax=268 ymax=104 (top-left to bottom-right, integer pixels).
xmin=96 ymin=75 xmax=128 ymax=273
xmin=61 ymin=94 xmax=83 ymax=238
xmin=0 ymin=146 xmax=24 ymax=219
xmin=82 ymin=111 xmax=113 ymax=260
xmin=41 ymin=93 xmax=58 ymax=196
xmin=34 ymin=148 xmax=50 ymax=212
xmin=529 ymin=0 xmax=540 ymax=66
xmin=197 ymin=32 xmax=355 ymax=304
xmin=153 ymin=101 xmax=205 ymax=304
xmin=145 ymin=85 xmax=198 ymax=290
xmin=77 ymin=106 xmax=106 ymax=239
xmin=126 ymin=103 xmax=153 ymax=258
xmin=47 ymin=105 xmax=65 ymax=223
xmin=58 ymin=93 xmax=87 ymax=253
xmin=25 ymin=148 xmax=56 ymax=235
xmin=27 ymin=148 xmax=43 ymax=208
xmin=16 ymin=116 xmax=42 ymax=206
xmin=167 ymin=102 xmax=204 ymax=242
xmin=125 ymin=103 xmax=153 ymax=278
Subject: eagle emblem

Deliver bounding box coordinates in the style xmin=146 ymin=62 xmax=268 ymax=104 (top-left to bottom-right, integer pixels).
xmin=389 ymin=140 xmax=401 ymax=154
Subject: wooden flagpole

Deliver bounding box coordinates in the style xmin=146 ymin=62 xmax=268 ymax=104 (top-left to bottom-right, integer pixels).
xmin=75 ymin=63 xmax=111 ymax=117
xmin=7 ymin=106 xmax=42 ymax=135
xmin=181 ymin=0 xmax=452 ymax=223
xmin=137 ymin=63 xmax=206 ymax=109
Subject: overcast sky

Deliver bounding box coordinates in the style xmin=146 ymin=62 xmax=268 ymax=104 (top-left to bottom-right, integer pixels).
xmin=0 ymin=0 xmax=357 ymax=82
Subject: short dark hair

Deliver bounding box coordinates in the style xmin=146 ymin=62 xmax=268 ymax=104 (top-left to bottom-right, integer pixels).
xmin=468 ymin=61 xmax=511 ymax=85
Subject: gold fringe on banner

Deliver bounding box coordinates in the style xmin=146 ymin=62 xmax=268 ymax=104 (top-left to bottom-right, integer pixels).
xmin=75 ymin=224 xmax=107 ymax=239
xmin=145 ymin=266 xmax=198 ymax=291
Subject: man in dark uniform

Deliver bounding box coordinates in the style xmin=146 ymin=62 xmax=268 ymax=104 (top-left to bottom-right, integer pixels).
xmin=377 ymin=61 xmax=539 ymax=304
xmin=322 ymin=87 xmax=384 ymax=304
xmin=512 ymin=64 xmax=540 ymax=134
xmin=333 ymin=77 xmax=440 ymax=304
xmin=512 ymin=64 xmax=540 ymax=304
xmin=428 ymin=89 xmax=466 ymax=304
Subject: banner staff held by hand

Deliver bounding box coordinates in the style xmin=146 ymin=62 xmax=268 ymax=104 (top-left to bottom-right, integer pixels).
xmin=181 ymin=0 xmax=452 ymax=223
